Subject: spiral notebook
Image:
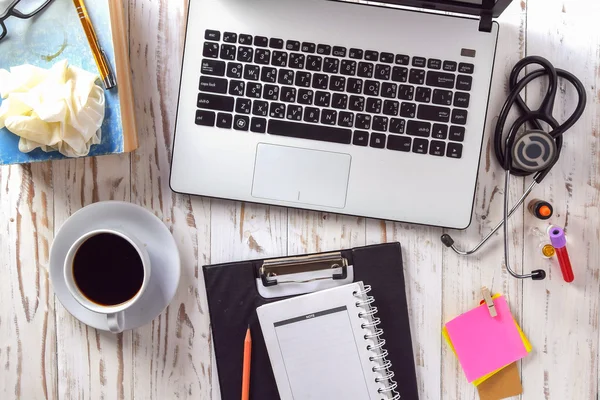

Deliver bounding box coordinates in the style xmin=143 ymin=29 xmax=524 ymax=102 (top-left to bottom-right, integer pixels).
xmin=257 ymin=282 xmax=398 ymax=400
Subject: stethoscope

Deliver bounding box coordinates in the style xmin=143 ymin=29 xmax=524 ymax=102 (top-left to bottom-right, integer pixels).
xmin=441 ymin=56 xmax=587 ymax=280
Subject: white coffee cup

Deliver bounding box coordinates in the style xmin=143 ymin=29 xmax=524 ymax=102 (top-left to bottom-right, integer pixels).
xmin=63 ymin=229 xmax=151 ymax=333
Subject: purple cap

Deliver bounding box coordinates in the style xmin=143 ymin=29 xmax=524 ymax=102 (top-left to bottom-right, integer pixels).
xmin=549 ymin=226 xmax=567 ymax=248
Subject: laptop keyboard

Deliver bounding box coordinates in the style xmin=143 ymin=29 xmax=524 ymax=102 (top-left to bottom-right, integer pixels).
xmin=196 ymin=29 xmax=474 ymax=159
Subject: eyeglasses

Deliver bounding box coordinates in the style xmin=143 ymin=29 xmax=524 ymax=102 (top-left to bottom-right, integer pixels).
xmin=0 ymin=0 xmax=55 ymax=42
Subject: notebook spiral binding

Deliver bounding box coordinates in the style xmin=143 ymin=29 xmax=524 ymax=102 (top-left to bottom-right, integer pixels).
xmin=354 ymin=285 xmax=400 ymax=400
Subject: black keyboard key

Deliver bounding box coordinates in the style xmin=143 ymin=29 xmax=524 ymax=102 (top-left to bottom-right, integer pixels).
xmin=353 ymin=130 xmax=369 ymax=146
xmin=406 ymin=120 xmax=431 ymax=137
xmin=269 ymin=38 xmax=284 ymax=49
xmin=459 ymin=63 xmax=475 ymax=74
xmin=365 ymin=50 xmax=379 ymax=61
xmin=330 ymin=76 xmax=346 ymax=92
xmin=332 ymin=46 xmax=347 ymax=57
xmin=239 ymin=34 xmax=253 ymax=45
xmin=400 ymin=102 xmax=416 ymax=118
xmin=252 ymin=100 xmax=268 ymax=116
xmin=223 ymin=32 xmax=237 ymax=43
xmin=314 ymin=91 xmax=331 ymax=107
xmin=366 ymin=98 xmax=382 ymax=114
xmin=332 ymin=93 xmax=348 ymax=109
xmin=228 ymin=80 xmax=245 ymax=96
xmin=323 ymin=58 xmax=340 ymax=73
xmin=306 ymin=55 xmax=323 ymax=71
xmin=304 ymin=107 xmax=320 ymax=123
xmin=418 ymin=104 xmax=451 ymax=122
xmin=286 ymin=40 xmax=300 ymax=51
xmin=246 ymin=82 xmax=262 ymax=98
xmin=383 ymin=100 xmax=399 ymax=116
xmin=220 ymin=44 xmax=236 ymax=60
xmin=321 ymin=109 xmax=338 ymax=125
xmin=236 ymin=98 xmax=251 ymax=114
xmin=205 ymin=30 xmax=220 ymax=41
xmin=341 ymin=60 xmax=357 ymax=76
xmin=372 ymin=116 xmax=389 ymax=132
xmin=216 ymin=112 xmax=233 ymax=129
xmin=272 ymin=51 xmax=288 ymax=67
xmin=358 ymin=62 xmax=374 ymax=78
xmin=447 ymin=142 xmax=463 ymax=159
xmin=427 ymin=59 xmax=442 ymax=70
xmin=415 ymin=87 xmax=431 ymax=103
xmin=426 ymin=71 xmax=455 ymax=88
xmin=349 ymin=96 xmax=365 ymax=112
xmin=295 ymin=71 xmax=312 ymax=87
xmin=195 ymin=110 xmax=215 ymax=126
xmin=200 ymin=76 xmax=228 ymax=94
xmin=254 ymin=36 xmax=268 ymax=47
xmin=289 ymin=53 xmax=305 ymax=69
xmin=227 ymin=62 xmax=243 ymax=79
xmin=286 ymin=105 xmax=303 ymax=121
xmin=454 ymin=92 xmax=470 ymax=108
xmin=251 ymin=117 xmax=267 ymax=133
xmin=380 ymin=52 xmax=394 ymax=64
xmin=387 ymin=135 xmax=411 ymax=151
xmin=281 ymin=86 xmax=297 ymax=103
xmin=269 ymin=103 xmax=286 ymax=119
xmin=432 ymin=89 xmax=453 ymax=106
xmin=234 ymin=115 xmax=249 ymax=131
xmin=432 ymin=124 xmax=448 ymax=139
xmin=456 ymin=75 xmax=473 ymax=91
xmin=429 ymin=140 xmax=446 ymax=157
xmin=412 ymin=138 xmax=428 ymax=154
xmin=395 ymin=54 xmax=410 ymax=65
xmin=347 ymin=78 xmax=363 ymax=94
xmin=263 ymin=84 xmax=279 ymax=100
xmin=370 ymin=133 xmax=386 ymax=149
xmin=237 ymin=46 xmax=253 ymax=62
xmin=391 ymin=66 xmax=408 ymax=83
xmin=412 ymin=57 xmax=426 ymax=67
xmin=449 ymin=126 xmax=465 ymax=142
xmin=355 ymin=114 xmax=371 ymax=130
xmin=243 ymin=64 xmax=260 ymax=81
xmin=443 ymin=61 xmax=457 ymax=71
xmin=338 ymin=111 xmax=354 ymax=127
xmin=197 ymin=93 xmax=234 ymax=112
xmin=389 ymin=118 xmax=405 ymax=134
xmin=317 ymin=44 xmax=331 ymax=55
xmin=260 ymin=67 xmax=277 ymax=83
xmin=375 ymin=64 xmax=391 ymax=80
xmin=451 ymin=109 xmax=468 ymax=125
xmin=349 ymin=48 xmax=364 ymax=59
xmin=203 ymin=42 xmax=220 ymax=58
xmin=312 ymin=73 xmax=329 ymax=90
xmin=381 ymin=82 xmax=397 ymax=99
xmin=364 ymin=80 xmax=380 ymax=96
xmin=409 ymin=69 xmax=426 ymax=85
xmin=268 ymin=120 xmax=352 ymax=144
xmin=254 ymin=48 xmax=271 ymax=65
xmin=302 ymin=42 xmax=316 ymax=53
xmin=278 ymin=69 xmax=295 ymax=85
xmin=298 ymin=89 xmax=314 ymax=105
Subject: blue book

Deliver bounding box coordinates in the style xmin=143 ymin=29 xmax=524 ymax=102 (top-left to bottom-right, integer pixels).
xmin=0 ymin=0 xmax=137 ymax=165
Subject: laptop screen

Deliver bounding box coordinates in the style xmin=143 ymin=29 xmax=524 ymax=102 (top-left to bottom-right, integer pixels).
xmin=373 ymin=0 xmax=513 ymax=18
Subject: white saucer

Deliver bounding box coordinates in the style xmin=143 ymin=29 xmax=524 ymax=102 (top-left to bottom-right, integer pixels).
xmin=50 ymin=201 xmax=181 ymax=331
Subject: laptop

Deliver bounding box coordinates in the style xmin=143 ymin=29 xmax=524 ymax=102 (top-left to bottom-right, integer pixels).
xmin=170 ymin=0 xmax=510 ymax=229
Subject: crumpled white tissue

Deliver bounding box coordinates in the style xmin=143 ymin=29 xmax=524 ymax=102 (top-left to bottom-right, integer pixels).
xmin=0 ymin=60 xmax=105 ymax=157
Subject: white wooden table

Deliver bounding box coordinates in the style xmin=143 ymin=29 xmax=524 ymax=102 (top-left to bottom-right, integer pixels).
xmin=1 ymin=0 xmax=599 ymax=399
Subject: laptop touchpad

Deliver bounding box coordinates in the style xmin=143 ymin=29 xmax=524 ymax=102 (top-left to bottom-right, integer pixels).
xmin=252 ymin=144 xmax=351 ymax=209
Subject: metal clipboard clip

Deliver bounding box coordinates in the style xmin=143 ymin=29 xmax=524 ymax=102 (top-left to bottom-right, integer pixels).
xmin=260 ymin=252 xmax=349 ymax=287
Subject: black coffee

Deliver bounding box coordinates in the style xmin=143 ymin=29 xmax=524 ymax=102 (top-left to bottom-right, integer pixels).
xmin=73 ymin=233 xmax=145 ymax=306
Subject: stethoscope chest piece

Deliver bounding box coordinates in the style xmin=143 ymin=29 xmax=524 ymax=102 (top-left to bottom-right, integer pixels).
xmin=512 ymin=130 xmax=557 ymax=173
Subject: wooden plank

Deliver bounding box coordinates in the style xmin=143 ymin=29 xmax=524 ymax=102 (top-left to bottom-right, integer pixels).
xmin=521 ymin=1 xmax=600 ymax=398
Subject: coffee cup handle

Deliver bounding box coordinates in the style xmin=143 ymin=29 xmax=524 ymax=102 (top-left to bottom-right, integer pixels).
xmin=107 ymin=312 xmax=125 ymax=333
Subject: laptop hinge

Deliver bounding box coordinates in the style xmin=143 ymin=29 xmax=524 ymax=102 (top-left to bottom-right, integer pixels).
xmin=479 ymin=0 xmax=494 ymax=33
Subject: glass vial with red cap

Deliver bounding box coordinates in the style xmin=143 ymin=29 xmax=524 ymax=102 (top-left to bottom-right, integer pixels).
xmin=548 ymin=226 xmax=574 ymax=283
xmin=528 ymin=199 xmax=553 ymax=220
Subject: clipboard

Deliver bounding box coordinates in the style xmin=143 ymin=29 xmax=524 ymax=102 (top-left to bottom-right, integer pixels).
xmin=202 ymin=242 xmax=419 ymax=400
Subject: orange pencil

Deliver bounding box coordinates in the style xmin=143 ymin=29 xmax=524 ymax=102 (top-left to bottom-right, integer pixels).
xmin=241 ymin=326 xmax=252 ymax=400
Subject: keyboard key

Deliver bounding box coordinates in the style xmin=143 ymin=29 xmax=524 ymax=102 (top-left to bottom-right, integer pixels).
xmin=246 ymin=82 xmax=262 ymax=98
xmin=203 ymin=42 xmax=219 ymax=58
xmin=412 ymin=57 xmax=426 ymax=67
xmin=456 ymin=75 xmax=473 ymax=91
xmin=454 ymin=92 xmax=470 ymax=108
xmin=226 ymin=62 xmax=243 ymax=79
xmin=380 ymin=52 xmax=394 ymax=64
xmin=383 ymin=100 xmax=399 ymax=116
xmin=372 ymin=116 xmax=389 ymax=132
xmin=323 ymin=58 xmax=340 ymax=73
xmin=347 ymin=78 xmax=363 ymax=94
xmin=278 ymin=69 xmax=294 ymax=85
xmin=243 ymin=64 xmax=260 ymax=80
xmin=197 ymin=93 xmax=234 ymax=112
xmin=381 ymin=82 xmax=397 ymax=99
xmin=412 ymin=138 xmax=428 ymax=154
xmin=306 ymin=55 xmax=323 ymax=71
xmin=349 ymin=48 xmax=364 ymax=59
xmin=235 ymin=98 xmax=251 ymax=114
xmin=398 ymin=85 xmax=414 ymax=100
xmin=451 ymin=109 xmax=468 ymax=125
xmin=195 ymin=110 xmax=215 ymax=126
xmin=252 ymin=100 xmax=268 ymax=116
xmin=449 ymin=126 xmax=465 ymax=142
xmin=432 ymin=124 xmax=448 ymax=139
xmin=315 ymin=91 xmax=331 ymax=107
xmin=415 ymin=87 xmax=432 ymax=103
xmin=254 ymin=48 xmax=271 ymax=65
xmin=338 ymin=111 xmax=354 ymax=127
xmin=387 ymin=135 xmax=411 ymax=151
xmin=366 ymin=98 xmax=382 ymax=114
xmin=251 ymin=117 xmax=267 ymax=133
xmin=370 ymin=133 xmax=386 ymax=149
xmin=389 ymin=118 xmax=405 ymax=134
xmin=426 ymin=71 xmax=455 ymax=88
xmin=447 ymin=142 xmax=463 ymax=159
xmin=330 ymin=76 xmax=346 ymax=92
xmin=429 ymin=140 xmax=445 ymax=156
xmin=365 ymin=50 xmax=379 ymax=61
xmin=349 ymin=96 xmax=365 ymax=112
xmin=263 ymin=84 xmax=279 ymax=100
xmin=321 ymin=109 xmax=338 ymax=125
xmin=400 ymin=102 xmax=416 ymax=118
xmin=205 ymin=30 xmax=220 ymax=41
xmin=353 ymin=130 xmax=369 ymax=146
xmin=332 ymin=93 xmax=348 ymax=109
xmin=355 ymin=114 xmax=371 ymax=129
xmin=375 ymin=64 xmax=391 ymax=80
xmin=298 ymin=89 xmax=314 ymax=105
xmin=391 ymin=66 xmax=408 ymax=83
xmin=223 ymin=32 xmax=237 ymax=43
xmin=286 ymin=40 xmax=300 ymax=51
xmin=200 ymin=76 xmax=228 ymax=94
xmin=317 ymin=44 xmax=331 ymax=55
xmin=304 ymin=107 xmax=320 ymax=123
xmin=234 ymin=115 xmax=249 ymax=131
xmin=417 ymin=104 xmax=451 ymax=122
xmin=432 ymin=89 xmax=453 ymax=106
xmin=268 ymin=120 xmax=352 ymax=144
xmin=312 ymin=73 xmax=329 ymax=90
xmin=427 ymin=59 xmax=442 ymax=70
xmin=281 ymin=86 xmax=297 ymax=103
xmin=295 ymin=71 xmax=312 ymax=87
xmin=406 ymin=120 xmax=431 ymax=137
xmin=286 ymin=105 xmax=303 ymax=121
xmin=443 ymin=60 xmax=457 ymax=71
xmin=254 ymin=36 xmax=269 ymax=47
xmin=237 ymin=46 xmax=253 ymax=62
xmin=459 ymin=63 xmax=475 ymax=74
xmin=333 ymin=46 xmax=347 ymax=57
xmin=260 ymin=67 xmax=277 ymax=83
xmin=216 ymin=112 xmax=233 ymax=129
xmin=364 ymin=80 xmax=380 ymax=96
xmin=409 ymin=69 xmax=426 ymax=85
xmin=289 ymin=53 xmax=305 ymax=69
xmin=220 ymin=44 xmax=236 ymax=60
xmin=228 ymin=80 xmax=245 ymax=96
xmin=269 ymin=103 xmax=286 ymax=119
xmin=395 ymin=54 xmax=410 ymax=65
xmin=358 ymin=62 xmax=374 ymax=78
xmin=239 ymin=34 xmax=253 ymax=45
xmin=269 ymin=38 xmax=284 ymax=49
xmin=302 ymin=42 xmax=316 ymax=53
xmin=341 ymin=60 xmax=357 ymax=76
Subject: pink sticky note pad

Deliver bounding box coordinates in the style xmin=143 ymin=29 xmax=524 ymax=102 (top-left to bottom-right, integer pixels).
xmin=445 ymin=296 xmax=527 ymax=382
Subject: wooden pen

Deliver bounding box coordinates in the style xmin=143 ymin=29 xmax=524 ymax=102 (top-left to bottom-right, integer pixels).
xmin=242 ymin=327 xmax=252 ymax=400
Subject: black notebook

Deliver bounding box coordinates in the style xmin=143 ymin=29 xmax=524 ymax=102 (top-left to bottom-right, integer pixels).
xmin=203 ymin=242 xmax=419 ymax=399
